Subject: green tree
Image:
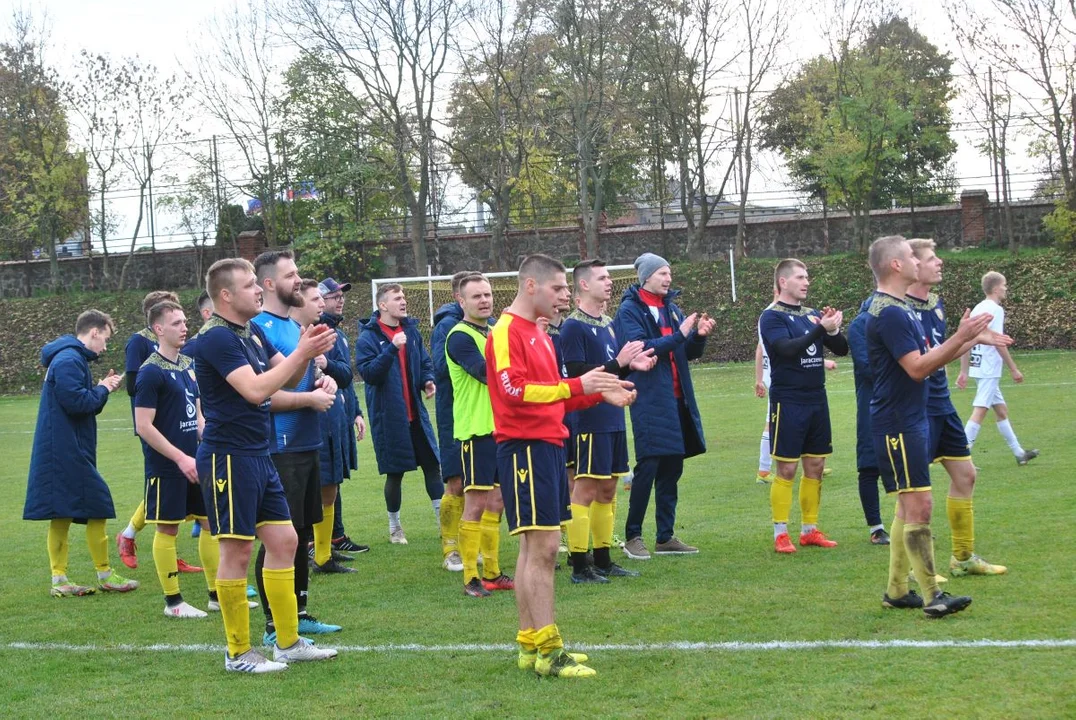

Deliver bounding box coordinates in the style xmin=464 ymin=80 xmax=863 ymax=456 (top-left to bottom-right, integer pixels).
xmin=278 ymin=49 xmax=394 ymax=280
xmin=0 ymin=15 xmax=88 ymax=294
xmin=758 ymin=16 xmax=957 ymax=250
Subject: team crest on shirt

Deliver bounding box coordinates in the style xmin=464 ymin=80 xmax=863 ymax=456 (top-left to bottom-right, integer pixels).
xmin=935 ymin=308 xmax=944 ymax=320
xmin=188 ymin=369 xmax=197 ymax=382
xmin=252 ymin=334 xmax=262 ymax=347
xmin=809 ymin=316 xmax=820 ymax=324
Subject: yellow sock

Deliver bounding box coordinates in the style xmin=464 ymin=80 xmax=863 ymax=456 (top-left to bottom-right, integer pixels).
xmin=516 ymin=627 xmax=537 ymax=652
xmin=886 ymin=515 xmax=910 ymax=598
xmin=216 ymin=577 xmax=251 ymax=657
xmin=48 ymin=518 xmax=73 ymax=578
xmin=610 ymin=491 xmax=618 ymax=521
xmin=567 ymin=503 xmax=591 ymax=553
xmin=458 ymin=519 xmax=482 ymax=583
xmin=904 ymin=522 xmax=940 ymax=600
xmin=130 ymin=500 xmax=147 ymax=533
xmin=534 ymin=624 xmax=564 ymax=655
xmin=590 ymin=501 xmax=614 ymax=549
xmin=152 ymin=530 xmax=180 ymax=597
xmin=947 ymin=496 xmax=975 ymax=561
xmin=197 ymin=526 xmax=219 ymax=592
xmin=770 ymin=477 xmax=793 ymax=524
xmin=799 ymin=476 xmax=821 ymax=526
xmin=262 ymin=567 xmax=298 ymax=648
xmin=480 ymin=511 xmax=502 ymax=579
xmin=85 ymin=519 xmax=110 ymax=573
xmin=440 ymin=493 xmax=463 ymax=556
xmin=313 ymin=503 xmax=334 ymax=565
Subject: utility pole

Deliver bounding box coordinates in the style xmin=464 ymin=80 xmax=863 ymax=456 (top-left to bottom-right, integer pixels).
xmin=988 ymin=67 xmax=1001 ymax=248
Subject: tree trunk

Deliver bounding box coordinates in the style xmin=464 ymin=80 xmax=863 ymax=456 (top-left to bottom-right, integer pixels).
xmin=45 ymin=215 xmax=60 ymax=293
xmin=409 ymin=212 xmax=428 ymax=274
xmin=821 ymin=192 xmax=831 ymax=254
xmin=120 ymin=184 xmax=148 ymax=290
xmin=854 ymin=209 xmax=871 ymax=253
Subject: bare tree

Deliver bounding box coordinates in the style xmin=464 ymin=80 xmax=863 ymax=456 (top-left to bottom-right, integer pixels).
xmin=117 ymin=60 xmax=188 ymax=290
xmin=734 ymin=0 xmax=788 ymax=258
xmin=542 ymin=0 xmax=646 ymax=259
xmin=446 ymin=0 xmax=541 ymax=269
xmin=68 ymin=51 xmax=132 ymax=287
xmin=287 ymin=0 xmax=460 ymax=272
xmin=639 ymin=0 xmax=737 ymax=260
xmin=187 ymin=1 xmax=286 ymax=245
xmin=945 ymin=0 xmax=1075 ymax=217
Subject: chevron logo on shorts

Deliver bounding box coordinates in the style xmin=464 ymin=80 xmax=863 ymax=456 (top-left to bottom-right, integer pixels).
xmin=215 ymin=477 xmax=227 ymax=493
xmin=516 ymin=469 xmax=528 ymax=484
xmin=889 ymin=437 xmax=900 ymax=450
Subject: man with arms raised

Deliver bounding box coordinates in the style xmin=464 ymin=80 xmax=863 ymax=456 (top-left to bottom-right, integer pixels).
xmin=864 ymin=236 xmax=1008 ymax=619
xmin=613 ymin=253 xmax=714 ymax=560
xmin=252 ymin=251 xmax=343 ymax=641
xmin=135 ymin=300 xmax=220 ymax=618
xmin=758 ymin=259 xmax=848 ymax=553
xmin=191 ymin=258 xmax=338 ymax=672
xmin=446 ymin=274 xmax=513 ymax=597
xmin=905 ymin=239 xmax=1006 ymax=577
xmin=486 ymin=254 xmax=635 ymax=677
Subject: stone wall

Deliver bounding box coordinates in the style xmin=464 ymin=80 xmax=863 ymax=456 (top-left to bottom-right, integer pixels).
xmin=0 ymin=193 xmax=1055 ymax=296
xmin=0 ymin=246 xmax=223 ymax=298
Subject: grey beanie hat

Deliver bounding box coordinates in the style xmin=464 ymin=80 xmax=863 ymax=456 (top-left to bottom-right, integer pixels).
xmin=634 ymin=252 xmax=670 ymax=285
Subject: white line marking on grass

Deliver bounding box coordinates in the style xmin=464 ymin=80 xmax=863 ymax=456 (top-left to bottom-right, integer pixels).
xmin=7 ymin=639 xmax=1075 ymax=654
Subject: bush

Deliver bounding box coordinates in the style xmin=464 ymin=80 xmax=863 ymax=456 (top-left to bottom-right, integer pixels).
xmin=1 ymin=249 xmax=1072 ymax=394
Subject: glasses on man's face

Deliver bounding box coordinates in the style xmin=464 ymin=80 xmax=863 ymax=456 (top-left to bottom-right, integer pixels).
xmin=324 ymin=293 xmax=343 ymax=302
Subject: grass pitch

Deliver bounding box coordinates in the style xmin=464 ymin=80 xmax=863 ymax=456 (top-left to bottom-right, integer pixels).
xmin=0 ymin=352 xmax=1072 ymax=718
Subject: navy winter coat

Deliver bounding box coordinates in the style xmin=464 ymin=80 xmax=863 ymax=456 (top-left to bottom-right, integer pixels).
xmin=847 ymin=298 xmax=877 ymax=471
xmin=355 ymin=312 xmax=439 ymax=475
xmin=319 ymin=312 xmax=355 ymax=483
xmin=24 ymin=336 xmax=116 ymax=521
xmin=612 ymin=285 xmax=708 ymax=461
xmin=430 ymin=302 xmax=463 ymax=479
xmin=336 ymin=316 xmax=362 ymax=471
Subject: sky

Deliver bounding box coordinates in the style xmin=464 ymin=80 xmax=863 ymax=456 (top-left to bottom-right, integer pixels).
xmin=2 ymin=0 xmax=1053 ymax=252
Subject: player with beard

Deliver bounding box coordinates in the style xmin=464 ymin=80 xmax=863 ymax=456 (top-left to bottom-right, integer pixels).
xmin=251 ymin=251 xmax=343 ymax=645
xmin=189 ymin=258 xmax=338 ymax=671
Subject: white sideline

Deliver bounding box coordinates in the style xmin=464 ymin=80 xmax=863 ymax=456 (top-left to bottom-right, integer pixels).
xmin=6 ymin=639 xmax=1076 ymax=654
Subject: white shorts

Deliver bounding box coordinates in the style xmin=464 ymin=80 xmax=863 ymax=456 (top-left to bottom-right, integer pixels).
xmin=972 ymin=377 xmax=1005 ymax=408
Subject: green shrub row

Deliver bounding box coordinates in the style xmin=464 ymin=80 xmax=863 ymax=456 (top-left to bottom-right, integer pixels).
xmin=1 ymin=249 xmax=1072 ymax=394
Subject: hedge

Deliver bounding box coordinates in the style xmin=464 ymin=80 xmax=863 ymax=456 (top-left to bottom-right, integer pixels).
xmin=1 ymin=249 xmax=1072 ymax=394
